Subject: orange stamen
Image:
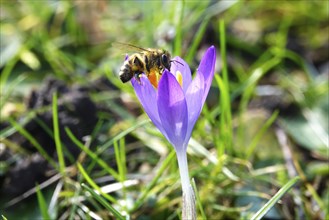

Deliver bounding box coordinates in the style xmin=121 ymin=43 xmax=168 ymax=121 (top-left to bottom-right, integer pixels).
xmin=147 ymin=71 xmax=183 ymax=89
xmin=148 ymin=72 xmax=159 ymax=88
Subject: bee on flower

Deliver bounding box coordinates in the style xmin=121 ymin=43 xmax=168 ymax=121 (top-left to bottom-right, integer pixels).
xmin=122 ymin=45 xmax=216 ymax=220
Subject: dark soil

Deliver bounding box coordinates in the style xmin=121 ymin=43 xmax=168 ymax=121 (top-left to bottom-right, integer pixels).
xmin=1 ymin=77 xmax=100 ymax=197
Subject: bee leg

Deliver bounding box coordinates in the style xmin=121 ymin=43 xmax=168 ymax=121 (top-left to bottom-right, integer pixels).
xmin=159 ymin=66 xmax=164 ymax=75
xmin=134 ymin=72 xmax=142 ymax=84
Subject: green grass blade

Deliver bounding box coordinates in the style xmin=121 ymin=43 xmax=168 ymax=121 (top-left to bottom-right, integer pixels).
xmin=0 ymin=74 xmax=26 ymax=110
xmin=236 ymin=57 xmax=281 ymax=150
xmin=231 ymin=52 xmax=281 ymax=101
xmin=68 ymin=187 xmax=81 ymax=220
xmin=246 ymin=110 xmax=280 ymax=158
xmin=173 ymin=0 xmax=184 ymax=56
xmin=114 ymin=138 xmax=127 ymax=207
xmin=251 ymin=176 xmax=300 ymax=220
xmin=220 ymin=20 xmax=229 ymax=91
xmin=65 ymin=127 xmax=120 ymax=180
xmin=52 ymin=92 xmax=66 ymax=176
xmin=97 ymin=119 xmax=149 ymax=154
xmin=8 ymin=118 xmax=57 ymax=168
xmin=131 ymin=150 xmax=176 ymax=211
xmin=36 ymin=184 xmax=51 ymax=220
xmin=215 ymin=74 xmax=232 ymax=159
xmin=77 ymin=163 xmax=116 ymax=203
xmin=119 ymin=138 xmax=127 ymax=182
xmin=34 ymin=117 xmax=55 ymax=138
xmin=191 ymin=178 xmax=207 ymax=220
xmin=0 ymin=53 xmax=20 ymax=90
xmin=114 ymin=141 xmax=124 ymax=182
xmin=81 ymin=183 xmax=125 ymax=220
xmin=218 ymin=20 xmax=233 ymax=155
xmin=185 ymin=17 xmax=210 ymax=64
xmin=114 ymin=138 xmax=128 ymax=213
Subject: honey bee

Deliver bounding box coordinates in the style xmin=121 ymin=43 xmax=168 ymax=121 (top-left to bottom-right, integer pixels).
xmin=114 ymin=42 xmax=173 ymax=88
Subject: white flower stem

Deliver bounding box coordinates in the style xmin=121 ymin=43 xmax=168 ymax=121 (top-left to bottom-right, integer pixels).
xmin=176 ymin=149 xmax=196 ymax=220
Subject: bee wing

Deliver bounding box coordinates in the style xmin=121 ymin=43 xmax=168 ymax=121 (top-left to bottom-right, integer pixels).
xmin=112 ymin=42 xmax=150 ymax=53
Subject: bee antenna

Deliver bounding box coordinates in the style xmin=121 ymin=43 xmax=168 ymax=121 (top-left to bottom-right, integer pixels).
xmin=170 ymin=60 xmax=184 ymax=66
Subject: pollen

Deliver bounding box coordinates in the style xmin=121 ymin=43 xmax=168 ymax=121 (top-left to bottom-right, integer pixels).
xmin=176 ymin=71 xmax=183 ymax=87
xmin=148 ymin=72 xmax=159 ymax=88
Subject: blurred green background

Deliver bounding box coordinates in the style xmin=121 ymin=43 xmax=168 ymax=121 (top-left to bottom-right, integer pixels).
xmin=0 ymin=1 xmax=328 ymax=219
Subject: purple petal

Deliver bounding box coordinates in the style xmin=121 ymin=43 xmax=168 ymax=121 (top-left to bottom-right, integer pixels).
xmin=157 ymin=70 xmax=188 ymax=149
xmin=197 ymin=46 xmax=216 ymax=104
xmin=184 ymin=72 xmax=205 ymax=144
xmin=132 ymin=75 xmax=167 ymax=138
xmin=170 ymin=56 xmax=192 ymax=93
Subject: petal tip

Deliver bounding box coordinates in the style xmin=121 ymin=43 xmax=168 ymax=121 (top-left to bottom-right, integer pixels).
xmin=208 ymin=45 xmax=216 ymax=55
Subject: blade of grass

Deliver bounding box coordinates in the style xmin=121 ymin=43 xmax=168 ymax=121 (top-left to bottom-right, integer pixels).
xmin=81 ymin=183 xmax=125 ymax=220
xmin=42 ymin=41 xmax=73 ymax=79
xmin=8 ymin=118 xmax=57 ymax=168
xmin=131 ymin=150 xmax=176 ymax=211
xmin=0 ymin=53 xmax=20 ymax=91
xmin=191 ymin=178 xmax=206 ymax=220
xmin=237 ymin=57 xmax=281 ymax=152
xmin=34 ymin=116 xmax=75 ymax=164
xmin=215 ymin=74 xmax=232 ymax=159
xmin=291 ymin=154 xmax=327 ymax=217
xmin=114 ymin=140 xmax=125 ymax=182
xmin=0 ymin=108 xmax=39 ymax=139
xmin=119 ymin=138 xmax=127 ymax=181
xmin=36 ymin=184 xmax=51 ymax=220
xmin=219 ymin=20 xmax=233 ymax=155
xmin=52 ymin=92 xmax=66 ymax=177
xmin=65 ymin=127 xmax=120 ymax=180
xmin=90 ymin=119 xmax=105 ymax=143
xmin=77 ymin=163 xmax=116 ymax=203
xmin=173 ymin=0 xmax=184 ymax=56
xmin=213 ymin=203 xmax=252 ymax=212
xmin=34 ymin=117 xmax=54 ymax=138
xmin=0 ymin=74 xmax=26 ymax=110
xmin=251 ymin=176 xmax=300 ymax=220
xmin=97 ymin=119 xmax=149 ymax=155
xmin=68 ymin=186 xmax=81 ymax=220
xmin=246 ymin=110 xmax=280 ymax=158
xmin=185 ymin=17 xmax=210 ymax=64
xmin=231 ymin=50 xmax=279 ymax=101
xmin=113 ymin=139 xmax=127 ymax=213
xmin=283 ymin=50 xmax=316 ymax=82
xmin=220 ymin=20 xmax=229 ymax=91
xmin=141 ymin=1 xmax=157 ymax=44
xmin=1 ymin=138 xmax=29 ymax=155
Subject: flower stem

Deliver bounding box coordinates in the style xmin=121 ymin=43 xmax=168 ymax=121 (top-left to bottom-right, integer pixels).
xmin=176 ymin=150 xmax=196 ymax=220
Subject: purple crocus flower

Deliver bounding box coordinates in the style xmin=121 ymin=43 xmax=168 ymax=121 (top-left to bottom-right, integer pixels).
xmin=131 ymin=46 xmax=216 ymax=219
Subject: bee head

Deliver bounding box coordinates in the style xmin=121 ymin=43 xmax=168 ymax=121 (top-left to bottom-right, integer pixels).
xmin=161 ymin=51 xmax=171 ymax=70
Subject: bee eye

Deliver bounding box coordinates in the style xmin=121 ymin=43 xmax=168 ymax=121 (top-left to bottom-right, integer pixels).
xmin=161 ymin=54 xmax=168 ymax=65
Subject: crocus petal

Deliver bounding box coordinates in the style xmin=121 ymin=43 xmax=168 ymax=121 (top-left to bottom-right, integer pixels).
xmin=197 ymin=46 xmax=216 ymax=104
xmin=132 ymin=75 xmax=168 ymax=138
xmin=157 ymin=70 xmax=188 ymax=149
xmin=171 ymin=56 xmax=192 ymax=93
xmin=184 ymin=72 xmax=204 ymax=144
